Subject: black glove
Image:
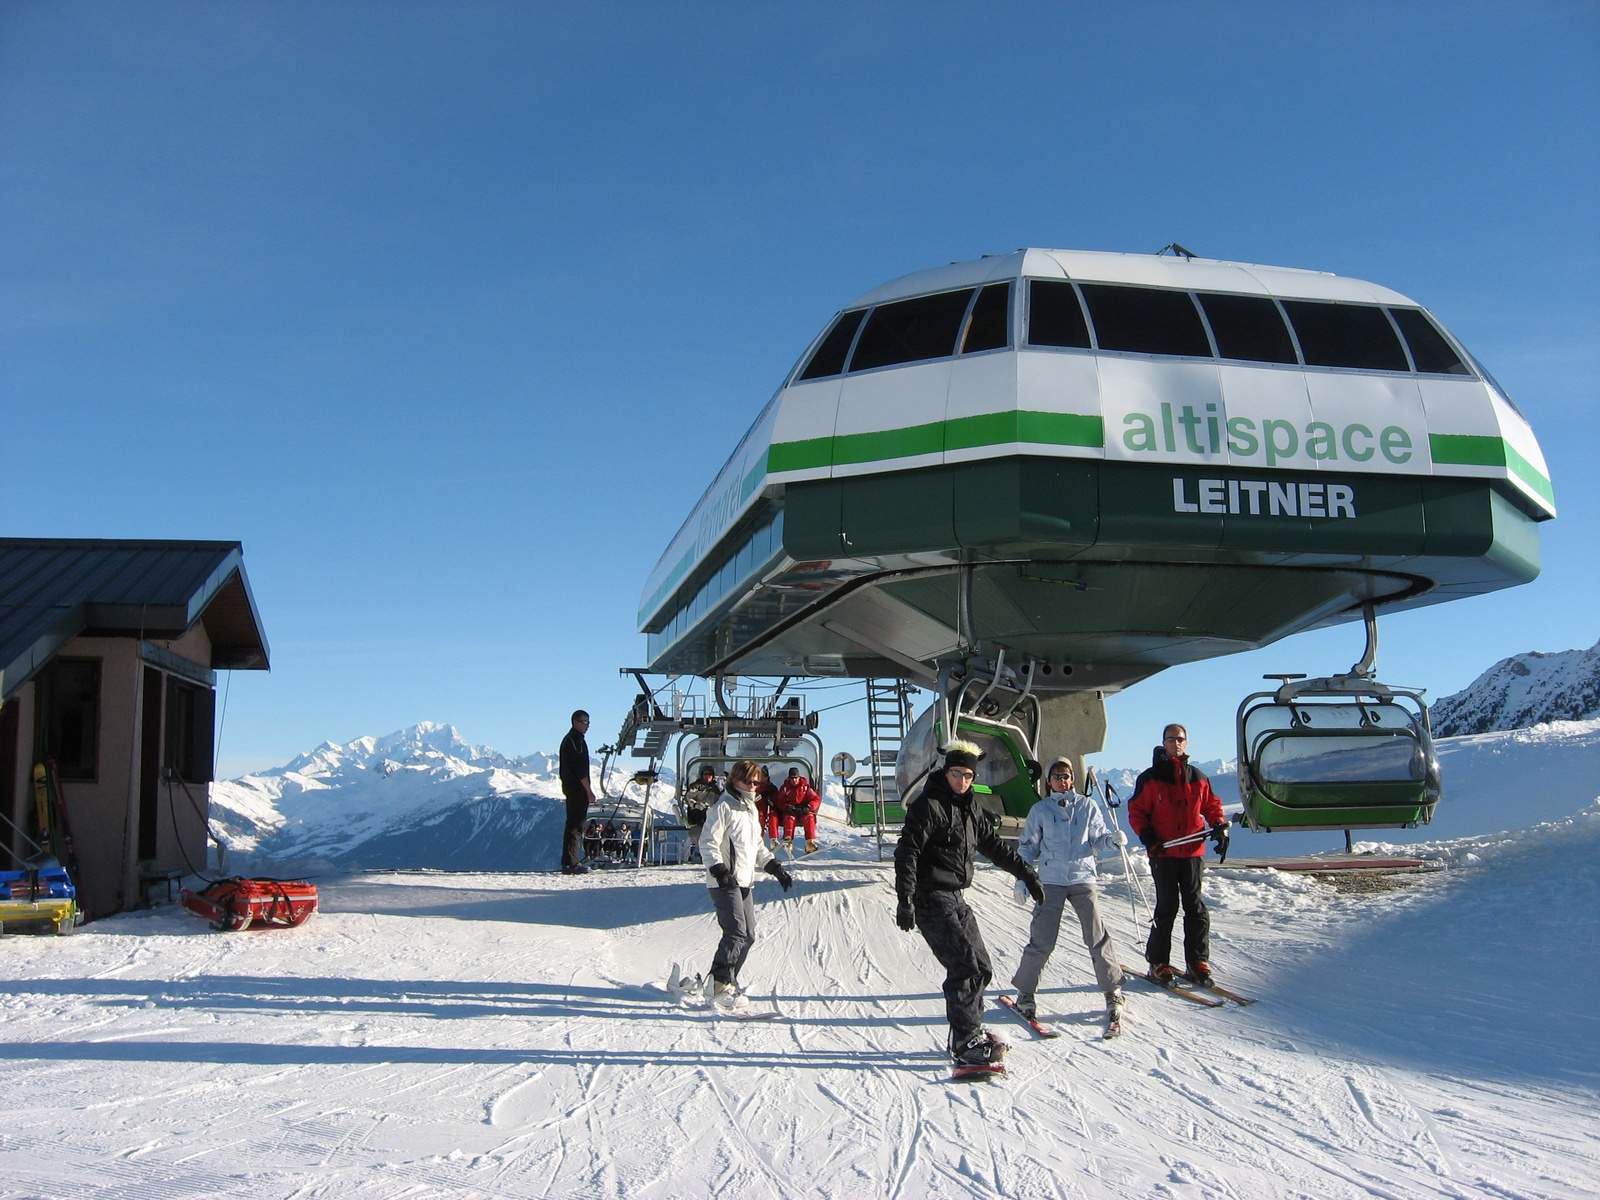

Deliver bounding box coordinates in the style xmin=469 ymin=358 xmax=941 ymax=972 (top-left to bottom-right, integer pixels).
xmin=710 ymin=862 xmax=734 ymax=889
xmin=1020 ymin=865 xmax=1045 ymax=904
xmin=1209 ymin=821 xmax=1231 ymax=856
xmin=1140 ymin=828 xmax=1162 ymax=856
xmin=765 ymin=860 xmax=793 ymax=892
xmin=895 ymin=899 xmax=916 ymax=932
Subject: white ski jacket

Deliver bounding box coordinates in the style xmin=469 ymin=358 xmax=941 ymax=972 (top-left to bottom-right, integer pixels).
xmin=1016 ymin=789 xmax=1121 ymax=887
xmin=701 ymin=785 xmax=775 ymax=889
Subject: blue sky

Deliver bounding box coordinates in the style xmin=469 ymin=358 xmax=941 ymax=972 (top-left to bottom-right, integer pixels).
xmin=3 ymin=2 xmax=1596 ymax=776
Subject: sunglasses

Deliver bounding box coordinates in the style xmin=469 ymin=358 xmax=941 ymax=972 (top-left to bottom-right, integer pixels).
xmin=947 ymin=768 xmax=975 ymax=779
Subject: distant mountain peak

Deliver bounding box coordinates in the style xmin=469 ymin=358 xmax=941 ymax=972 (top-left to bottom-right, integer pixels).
xmin=1430 ymin=638 xmax=1600 ymax=737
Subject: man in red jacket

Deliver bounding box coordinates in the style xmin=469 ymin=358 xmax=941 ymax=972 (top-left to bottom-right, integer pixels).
xmin=1127 ymin=724 xmax=1229 ymax=986
xmin=772 ymin=767 xmax=823 ymax=854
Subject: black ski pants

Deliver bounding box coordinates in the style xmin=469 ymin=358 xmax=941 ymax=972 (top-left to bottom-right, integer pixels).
xmin=913 ymin=889 xmax=992 ymax=1051
xmin=561 ymin=790 xmax=589 ymax=869
xmin=709 ymin=885 xmax=756 ymax=984
xmin=1146 ymin=856 xmax=1210 ymax=968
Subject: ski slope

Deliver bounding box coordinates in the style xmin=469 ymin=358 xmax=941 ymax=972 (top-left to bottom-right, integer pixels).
xmin=2 ymin=793 xmax=1598 ymax=1199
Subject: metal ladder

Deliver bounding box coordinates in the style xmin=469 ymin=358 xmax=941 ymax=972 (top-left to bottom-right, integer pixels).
xmin=865 ymin=680 xmax=914 ymax=858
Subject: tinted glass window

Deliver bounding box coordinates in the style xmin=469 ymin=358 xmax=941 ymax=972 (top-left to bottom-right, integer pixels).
xmin=1199 ymin=293 xmax=1298 ymax=365
xmin=961 ymin=282 xmax=1011 ymax=353
xmin=1080 ymin=284 xmax=1211 ymax=357
xmin=850 ymin=288 xmax=975 ymax=372
xmin=1026 ymin=280 xmax=1091 ymax=348
xmin=1282 ymin=300 xmax=1408 ymax=371
xmin=797 ymin=309 xmax=865 ymax=380
xmin=36 ymin=658 xmax=100 ymax=780
xmin=1390 ymin=308 xmax=1469 ymax=375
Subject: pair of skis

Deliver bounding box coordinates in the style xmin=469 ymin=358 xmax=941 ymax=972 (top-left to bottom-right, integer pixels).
xmin=998 ymin=994 xmax=1123 ymax=1042
xmin=1121 ymin=964 xmax=1257 ymax=1008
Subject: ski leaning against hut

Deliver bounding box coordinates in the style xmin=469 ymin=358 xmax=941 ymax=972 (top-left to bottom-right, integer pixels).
xmin=1010 ymin=756 xmax=1129 ymax=1038
xmin=669 ymin=759 xmax=794 ymax=1013
xmin=1127 ymin=724 xmax=1230 ymax=988
xmin=894 ymin=740 xmax=1044 ymax=1076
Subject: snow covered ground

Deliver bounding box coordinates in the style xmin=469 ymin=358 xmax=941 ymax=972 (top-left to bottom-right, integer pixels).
xmin=2 ymin=724 xmax=1598 ymax=1198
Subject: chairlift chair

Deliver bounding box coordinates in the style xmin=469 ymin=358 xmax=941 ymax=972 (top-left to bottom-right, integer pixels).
xmin=1235 ymin=608 xmax=1441 ymax=833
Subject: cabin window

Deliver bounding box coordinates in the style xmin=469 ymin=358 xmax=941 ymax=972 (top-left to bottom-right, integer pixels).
xmin=797 ymin=309 xmax=866 ymax=380
xmin=1025 ymin=280 xmax=1091 ymax=348
xmin=1198 ymin=293 xmax=1298 ymax=365
xmin=1390 ymin=308 xmax=1470 ymax=375
xmin=164 ymin=676 xmax=215 ymax=785
xmin=1079 ymin=284 xmax=1211 ymax=357
xmin=850 ymin=288 xmax=975 ymax=372
xmin=1282 ymin=300 xmax=1409 ymax=371
xmin=961 ymin=282 xmax=1011 ymax=353
xmin=35 ymin=658 xmax=100 ymax=781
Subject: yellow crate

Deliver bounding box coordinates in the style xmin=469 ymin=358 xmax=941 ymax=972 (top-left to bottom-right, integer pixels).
xmin=0 ymin=898 xmax=78 ymax=935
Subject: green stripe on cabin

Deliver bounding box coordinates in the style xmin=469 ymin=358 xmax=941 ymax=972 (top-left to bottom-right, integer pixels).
xmin=1429 ymin=434 xmax=1554 ymax=505
xmin=768 ymin=411 xmax=1105 ymax=473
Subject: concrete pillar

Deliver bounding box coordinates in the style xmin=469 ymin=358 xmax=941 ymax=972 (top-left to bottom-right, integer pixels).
xmin=1035 ymin=691 xmax=1107 ymax=792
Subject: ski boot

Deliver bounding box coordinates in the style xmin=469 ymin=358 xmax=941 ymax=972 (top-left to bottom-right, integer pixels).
xmin=1149 ymin=962 xmax=1177 ymax=986
xmin=1185 ymin=960 xmax=1213 ymax=988
xmin=804 ymin=839 xmax=819 ymax=855
xmin=1104 ymin=988 xmax=1126 ymax=1039
xmin=710 ymin=980 xmax=750 ymax=1011
xmin=952 ymin=1029 xmax=1007 ymax=1068
xmin=1013 ymin=993 xmax=1037 ymax=1020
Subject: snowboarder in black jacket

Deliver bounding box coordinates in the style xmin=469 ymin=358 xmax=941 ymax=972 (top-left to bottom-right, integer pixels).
xmin=894 ymin=740 xmax=1044 ymax=1067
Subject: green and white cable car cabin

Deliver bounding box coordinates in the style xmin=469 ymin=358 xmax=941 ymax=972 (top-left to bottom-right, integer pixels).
xmin=637 ymin=249 xmax=1553 ymax=833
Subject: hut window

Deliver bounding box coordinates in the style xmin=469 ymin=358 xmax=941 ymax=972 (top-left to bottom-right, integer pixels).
xmin=164 ymin=677 xmax=214 ymax=785
xmin=849 ymin=288 xmax=975 ymax=372
xmin=1198 ymin=293 xmax=1299 ymax=365
xmin=797 ymin=309 xmax=866 ymax=381
xmin=1390 ymin=308 xmax=1470 ymax=375
xmin=960 ymin=282 xmax=1012 ymax=353
xmin=1079 ymin=284 xmax=1211 ymax=357
xmin=36 ymin=658 xmax=100 ymax=781
xmin=1025 ymin=280 xmax=1092 ymax=349
xmin=1282 ymin=300 xmax=1409 ymax=372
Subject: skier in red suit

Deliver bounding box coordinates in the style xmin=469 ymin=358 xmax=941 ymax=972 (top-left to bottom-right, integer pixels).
xmin=770 ymin=767 xmax=823 ymax=854
xmin=1127 ymin=723 xmax=1228 ymax=987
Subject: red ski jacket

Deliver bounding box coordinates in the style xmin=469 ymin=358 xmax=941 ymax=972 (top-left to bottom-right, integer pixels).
xmin=1127 ymin=750 xmax=1225 ymax=858
xmin=774 ymin=777 xmax=821 ymax=815
xmin=754 ymin=782 xmax=778 ymax=819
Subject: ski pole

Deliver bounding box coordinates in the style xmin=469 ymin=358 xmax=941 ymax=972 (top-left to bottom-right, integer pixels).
xmin=1088 ymin=771 xmax=1146 ymax=924
xmin=1157 ymin=823 xmax=1231 ymax=861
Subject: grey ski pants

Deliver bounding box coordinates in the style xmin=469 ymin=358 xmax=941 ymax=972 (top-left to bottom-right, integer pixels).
xmin=1011 ymin=883 xmax=1125 ymax=998
xmin=709 ymin=885 xmax=756 ymax=984
xmin=913 ymin=889 xmax=992 ymax=1050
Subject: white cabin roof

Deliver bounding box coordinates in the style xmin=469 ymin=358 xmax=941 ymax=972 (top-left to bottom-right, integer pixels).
xmin=847 ymin=249 xmax=1413 ymax=309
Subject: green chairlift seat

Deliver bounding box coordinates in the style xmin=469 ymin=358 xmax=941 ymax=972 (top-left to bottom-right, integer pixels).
xmin=888 ymin=666 xmax=1044 ymax=832
xmin=1237 ymin=689 xmax=1440 ymax=833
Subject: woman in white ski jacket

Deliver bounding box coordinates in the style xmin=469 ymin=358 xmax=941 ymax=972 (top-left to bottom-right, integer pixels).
xmin=698 ymin=760 xmax=793 ymax=1010
xmin=1010 ymin=756 xmax=1128 ymax=1031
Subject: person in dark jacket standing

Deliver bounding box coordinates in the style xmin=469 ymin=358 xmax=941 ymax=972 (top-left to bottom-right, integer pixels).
xmin=559 ymin=710 xmax=595 ymax=875
xmin=894 ymin=740 xmax=1044 ymax=1068
xmin=1127 ymin=724 xmax=1228 ymax=985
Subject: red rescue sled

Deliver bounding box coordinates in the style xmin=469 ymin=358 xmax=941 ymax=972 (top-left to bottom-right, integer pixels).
xmin=181 ymin=878 xmax=317 ymax=931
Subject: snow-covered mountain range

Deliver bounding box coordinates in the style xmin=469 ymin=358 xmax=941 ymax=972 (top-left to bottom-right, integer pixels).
xmin=1430 ymin=636 xmax=1600 ymax=736
xmin=210 ymin=721 xmax=656 ymax=875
